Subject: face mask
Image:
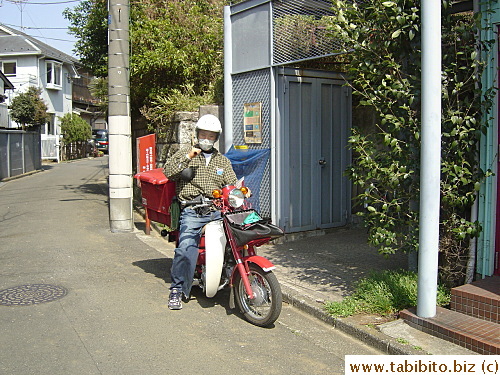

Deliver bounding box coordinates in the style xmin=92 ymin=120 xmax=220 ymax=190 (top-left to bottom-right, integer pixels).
xmin=198 ymin=138 xmax=215 ymax=152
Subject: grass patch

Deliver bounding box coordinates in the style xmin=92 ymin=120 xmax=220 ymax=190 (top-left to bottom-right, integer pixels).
xmin=325 ymin=269 xmax=450 ymax=317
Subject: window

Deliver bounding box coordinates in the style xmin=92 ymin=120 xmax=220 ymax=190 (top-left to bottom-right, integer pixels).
xmin=1 ymin=61 xmax=16 ymax=76
xmin=46 ymin=60 xmax=62 ymax=88
xmin=42 ymin=114 xmax=56 ymax=135
xmin=48 ymin=114 xmax=55 ymax=135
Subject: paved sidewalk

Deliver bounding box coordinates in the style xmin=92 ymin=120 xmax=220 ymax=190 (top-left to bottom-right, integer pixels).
xmin=257 ymin=231 xmax=476 ymax=355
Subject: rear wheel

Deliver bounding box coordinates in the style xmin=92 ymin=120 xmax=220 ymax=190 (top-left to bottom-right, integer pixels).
xmin=234 ymin=263 xmax=282 ymax=327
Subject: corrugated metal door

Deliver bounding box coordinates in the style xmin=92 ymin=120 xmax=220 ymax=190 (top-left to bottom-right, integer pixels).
xmin=286 ymin=77 xmax=315 ymax=231
xmin=279 ymin=74 xmax=350 ymax=232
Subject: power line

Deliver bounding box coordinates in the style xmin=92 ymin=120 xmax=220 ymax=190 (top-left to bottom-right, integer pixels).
xmin=28 ymin=34 xmax=75 ymax=42
xmin=0 ymin=23 xmax=75 ymax=42
xmin=23 ymin=33 xmax=74 ymax=42
xmin=1 ymin=0 xmax=80 ymax=52
xmin=1 ymin=22 xmax=68 ymax=30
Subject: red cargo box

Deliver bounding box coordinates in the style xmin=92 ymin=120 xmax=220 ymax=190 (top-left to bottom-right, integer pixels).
xmin=134 ymin=168 xmax=176 ymax=233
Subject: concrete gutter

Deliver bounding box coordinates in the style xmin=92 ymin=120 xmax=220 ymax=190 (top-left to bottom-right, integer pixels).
xmin=280 ymin=283 xmax=425 ymax=355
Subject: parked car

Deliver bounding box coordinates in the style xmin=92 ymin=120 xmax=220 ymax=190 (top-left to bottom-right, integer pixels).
xmin=92 ymin=129 xmax=109 ymax=154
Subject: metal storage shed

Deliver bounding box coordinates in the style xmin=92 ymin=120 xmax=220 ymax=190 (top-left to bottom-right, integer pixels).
xmin=224 ymin=0 xmax=352 ymax=233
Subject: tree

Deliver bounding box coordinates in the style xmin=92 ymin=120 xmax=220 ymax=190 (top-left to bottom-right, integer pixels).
xmin=88 ymin=76 xmax=108 ymax=114
xmin=9 ymin=87 xmax=50 ymax=130
xmin=63 ymin=0 xmax=108 ymax=77
xmin=327 ymin=0 xmax=495 ymax=286
xmin=64 ymin=0 xmax=225 ymax=130
xmin=59 ymin=113 xmax=92 ymax=143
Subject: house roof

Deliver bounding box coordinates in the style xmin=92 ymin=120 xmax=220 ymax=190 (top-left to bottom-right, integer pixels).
xmin=0 ymin=69 xmax=14 ymax=90
xmin=0 ymin=24 xmax=79 ymax=65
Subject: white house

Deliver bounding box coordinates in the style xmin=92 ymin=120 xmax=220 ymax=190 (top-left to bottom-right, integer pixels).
xmin=0 ymin=24 xmax=80 ymax=161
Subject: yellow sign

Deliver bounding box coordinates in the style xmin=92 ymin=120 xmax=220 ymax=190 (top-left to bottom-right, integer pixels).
xmin=243 ymin=102 xmax=262 ymax=144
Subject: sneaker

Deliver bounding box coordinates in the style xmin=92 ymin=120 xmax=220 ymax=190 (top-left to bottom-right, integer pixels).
xmin=168 ymin=288 xmax=182 ymax=310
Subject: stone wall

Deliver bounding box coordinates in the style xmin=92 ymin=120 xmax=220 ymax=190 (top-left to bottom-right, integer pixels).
xmin=157 ymin=111 xmax=198 ymax=167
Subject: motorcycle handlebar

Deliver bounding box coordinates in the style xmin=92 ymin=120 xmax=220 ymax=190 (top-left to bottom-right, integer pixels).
xmin=181 ymin=196 xmax=212 ymax=208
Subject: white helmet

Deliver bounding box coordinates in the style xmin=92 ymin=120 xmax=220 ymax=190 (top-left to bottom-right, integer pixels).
xmin=195 ymin=114 xmax=222 ymax=135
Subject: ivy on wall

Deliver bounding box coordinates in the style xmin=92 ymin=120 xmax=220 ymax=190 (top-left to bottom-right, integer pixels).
xmin=327 ymin=0 xmax=496 ymax=286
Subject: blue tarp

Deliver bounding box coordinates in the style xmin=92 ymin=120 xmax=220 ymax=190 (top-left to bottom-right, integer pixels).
xmin=225 ymin=146 xmax=270 ymax=212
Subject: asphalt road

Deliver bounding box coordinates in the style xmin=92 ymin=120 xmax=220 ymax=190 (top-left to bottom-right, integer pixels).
xmin=0 ymin=157 xmax=381 ymax=375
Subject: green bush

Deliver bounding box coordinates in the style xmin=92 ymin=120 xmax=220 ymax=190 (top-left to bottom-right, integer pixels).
xmin=59 ymin=113 xmax=92 ymax=143
xmin=325 ymin=269 xmax=450 ymax=317
xmin=8 ymin=87 xmax=49 ymax=129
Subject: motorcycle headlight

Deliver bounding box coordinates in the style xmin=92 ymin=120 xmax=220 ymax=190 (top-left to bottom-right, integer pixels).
xmin=228 ymin=188 xmax=245 ymax=208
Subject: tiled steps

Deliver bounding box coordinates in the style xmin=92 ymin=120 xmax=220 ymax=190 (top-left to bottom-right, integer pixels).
xmin=400 ymin=276 xmax=499 ymax=355
xmin=450 ymin=276 xmax=498 ymax=323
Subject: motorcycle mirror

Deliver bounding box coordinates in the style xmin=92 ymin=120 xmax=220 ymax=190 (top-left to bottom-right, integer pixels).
xmin=180 ymin=167 xmax=195 ymax=182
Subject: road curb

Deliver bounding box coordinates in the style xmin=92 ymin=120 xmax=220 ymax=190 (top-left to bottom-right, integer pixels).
xmin=280 ymin=283 xmax=424 ymax=355
xmin=0 ymin=168 xmax=42 ymax=183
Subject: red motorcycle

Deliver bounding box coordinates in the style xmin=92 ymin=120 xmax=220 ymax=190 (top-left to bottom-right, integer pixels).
xmin=179 ymin=178 xmax=284 ymax=327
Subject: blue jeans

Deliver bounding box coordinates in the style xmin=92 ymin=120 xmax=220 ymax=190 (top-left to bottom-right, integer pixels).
xmin=170 ymin=208 xmax=221 ymax=298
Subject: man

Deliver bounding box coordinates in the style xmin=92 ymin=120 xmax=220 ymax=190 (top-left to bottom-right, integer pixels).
xmin=163 ymin=114 xmax=238 ymax=310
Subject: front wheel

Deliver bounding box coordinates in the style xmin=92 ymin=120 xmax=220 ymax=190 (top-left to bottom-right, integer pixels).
xmin=234 ymin=264 xmax=282 ymax=327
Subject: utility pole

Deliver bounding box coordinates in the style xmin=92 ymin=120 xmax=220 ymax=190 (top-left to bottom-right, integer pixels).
xmin=223 ymin=6 xmax=233 ymax=153
xmin=417 ymin=0 xmax=442 ymax=318
xmin=108 ymin=0 xmax=133 ymax=232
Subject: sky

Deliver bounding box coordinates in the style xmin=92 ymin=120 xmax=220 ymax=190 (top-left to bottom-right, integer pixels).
xmin=0 ymin=0 xmax=80 ymax=57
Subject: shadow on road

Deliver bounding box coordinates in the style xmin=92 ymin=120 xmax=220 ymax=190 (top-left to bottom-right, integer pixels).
xmin=79 ymin=182 xmax=108 ymax=196
xmin=133 ymin=257 xmax=171 ymax=284
xmin=131 ymin=256 xmax=253 ymax=323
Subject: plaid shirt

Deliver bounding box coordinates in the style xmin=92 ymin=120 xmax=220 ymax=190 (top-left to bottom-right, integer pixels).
xmin=164 ymin=145 xmax=237 ymax=202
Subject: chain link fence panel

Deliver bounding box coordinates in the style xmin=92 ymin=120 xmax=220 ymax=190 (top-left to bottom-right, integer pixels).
xmin=232 ymin=69 xmax=272 ymax=217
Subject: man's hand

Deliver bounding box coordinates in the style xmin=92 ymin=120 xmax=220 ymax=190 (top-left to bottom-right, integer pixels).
xmin=188 ymin=147 xmax=202 ymax=159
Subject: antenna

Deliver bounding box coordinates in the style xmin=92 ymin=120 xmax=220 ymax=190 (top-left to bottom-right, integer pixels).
xmin=13 ymin=0 xmax=28 ymax=30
